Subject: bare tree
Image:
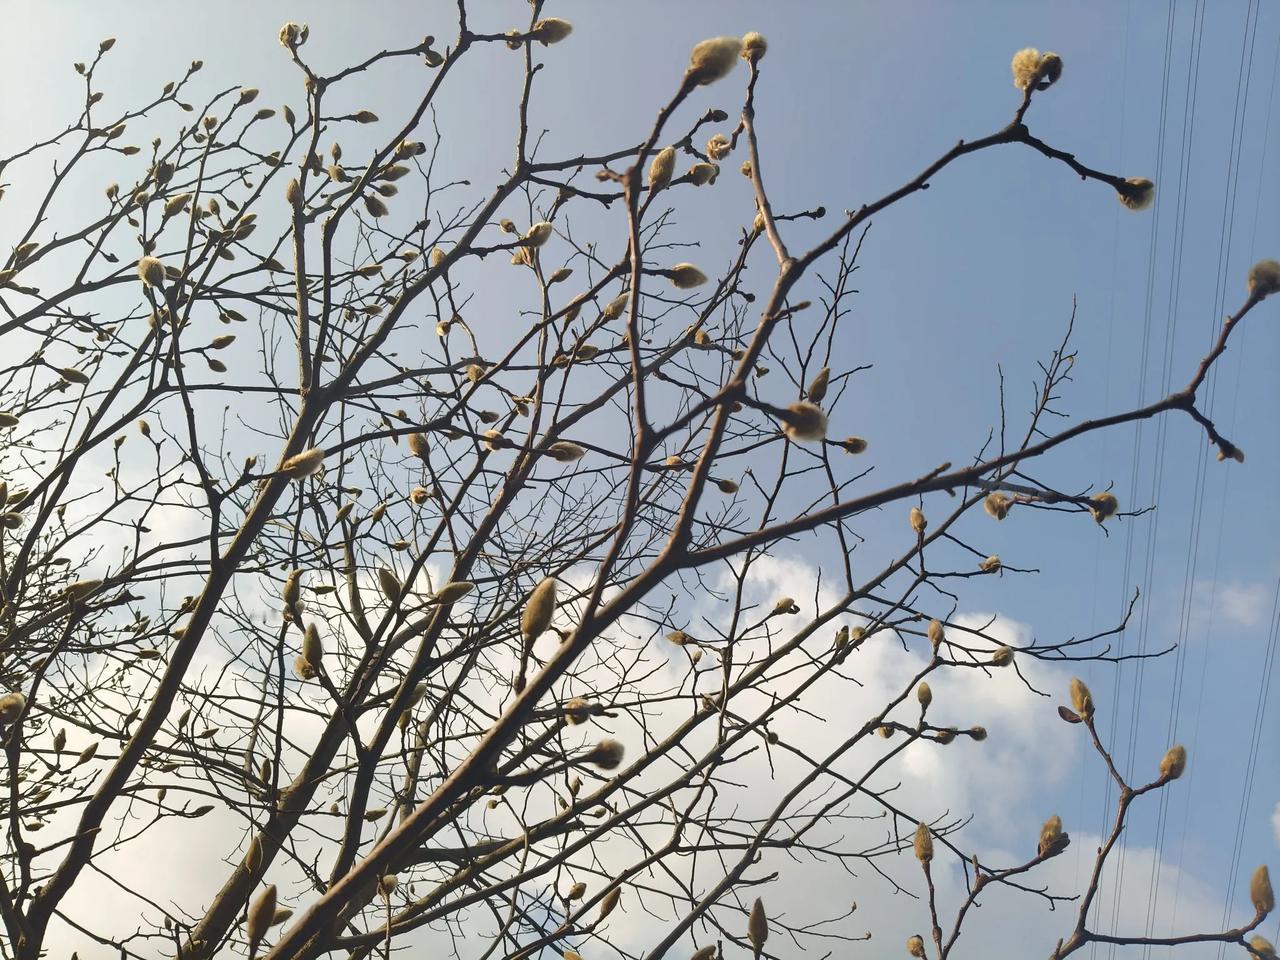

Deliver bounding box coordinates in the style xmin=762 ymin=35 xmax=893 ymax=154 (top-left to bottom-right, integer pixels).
xmin=0 ymin=8 xmax=1275 ymax=960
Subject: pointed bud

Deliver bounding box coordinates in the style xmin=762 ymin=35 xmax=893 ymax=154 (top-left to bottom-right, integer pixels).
xmin=246 ymin=884 xmax=277 ymax=956
xmin=687 ymin=37 xmax=743 ymax=86
xmin=1159 ymin=744 xmax=1186 ymax=781
xmin=806 ymin=367 xmax=830 ymax=403
xmin=747 ymin=898 xmax=768 ymax=959
xmin=1069 ymin=677 xmax=1094 ymax=720
xmin=521 ymin=577 xmax=557 ymax=640
xmin=1251 ymin=865 xmax=1275 ymax=917
xmin=281 ymin=447 xmax=324 ymax=479
xmin=649 ymin=146 xmax=675 ymax=193
xmin=913 ymin=822 xmax=934 ymax=863
xmin=910 ymin=506 xmax=927 ymax=534
xmin=583 ymin=737 xmax=624 ymax=770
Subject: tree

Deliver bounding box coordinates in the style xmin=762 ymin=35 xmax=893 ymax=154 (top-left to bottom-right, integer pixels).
xmin=0 ymin=8 xmax=1275 ymax=960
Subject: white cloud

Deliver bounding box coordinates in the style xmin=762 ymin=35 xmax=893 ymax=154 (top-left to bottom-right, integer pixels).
xmin=1272 ymin=800 xmax=1280 ymax=848
xmin=1192 ymin=579 xmax=1274 ymax=630
xmin=35 ymin=552 xmax=1246 ymax=960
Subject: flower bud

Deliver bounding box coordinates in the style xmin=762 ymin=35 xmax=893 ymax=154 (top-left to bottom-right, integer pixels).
xmin=599 ymin=886 xmax=621 ymax=919
xmin=910 ymin=506 xmax=926 ymax=534
xmin=1011 ymin=48 xmax=1062 ymax=91
xmin=1117 ymin=177 xmax=1155 ymax=212
xmin=531 ymin=18 xmax=573 ymax=45
xmin=649 ymin=146 xmax=675 ymax=193
xmin=1159 ymin=744 xmax=1186 ymax=781
xmin=435 ymin=580 xmax=474 ymax=604
xmin=64 ymin=579 xmax=103 ymax=601
xmin=378 ymin=567 xmax=402 ymax=604
xmin=522 ymin=577 xmax=557 ymax=640
xmin=281 ymin=447 xmax=324 ymax=478
xmin=1247 ymin=259 xmax=1280 ymax=299
xmin=547 ymin=441 xmax=586 ymax=463
xmin=524 ymin=221 xmax=553 ymax=247
xmin=913 ymin=822 xmax=934 ymax=863
xmin=747 ymin=898 xmax=768 ymax=959
xmin=1038 ymin=814 xmax=1069 ymax=857
xmin=917 ymin=682 xmax=932 ymax=709
xmin=246 ymin=884 xmax=277 ymax=957
xmin=906 ymin=935 xmax=926 ymax=957
xmin=406 ymin=431 xmax=430 ymax=461
xmin=806 ymin=367 xmax=830 ymax=403
xmin=0 ymin=692 xmax=26 ymax=725
xmin=687 ymin=162 xmax=718 ymax=186
xmin=669 ymin=263 xmax=708 ymax=289
xmin=138 ymin=256 xmax=165 ymax=287
xmin=584 ymin=737 xmax=624 ymax=770
xmin=1069 ymin=677 xmax=1094 ymax=719
xmin=984 ymin=492 xmax=1012 ymax=520
xmin=686 ymin=37 xmax=743 ymax=86
xmin=1251 ymin=865 xmax=1275 ymax=917
xmin=299 ymin=623 xmax=323 ymax=675
xmin=927 ymin=619 xmax=944 ymax=651
xmin=779 ymin=402 xmax=827 ymax=442
xmin=742 ymin=32 xmax=768 ymax=63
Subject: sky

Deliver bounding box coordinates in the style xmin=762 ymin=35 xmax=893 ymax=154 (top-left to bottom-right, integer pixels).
xmin=2 ymin=1 xmax=1278 ymax=959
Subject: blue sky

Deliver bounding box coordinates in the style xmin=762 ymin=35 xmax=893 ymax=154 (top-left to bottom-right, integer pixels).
xmin=3 ymin=1 xmax=1277 ymax=956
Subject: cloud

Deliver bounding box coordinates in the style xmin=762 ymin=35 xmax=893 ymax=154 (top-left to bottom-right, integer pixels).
xmin=36 ymin=551 xmax=1243 ymax=960
xmin=1192 ymin=579 xmax=1274 ymax=630
xmin=1273 ymin=800 xmax=1280 ymax=848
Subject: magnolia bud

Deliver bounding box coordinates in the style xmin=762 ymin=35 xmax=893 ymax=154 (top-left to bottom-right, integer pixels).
xmin=1247 ymin=259 xmax=1280 ymax=299
xmin=246 ymin=884 xmax=277 ymax=957
xmin=927 ymin=619 xmax=944 ymax=651
xmin=687 ymin=37 xmax=743 ymax=86
xmin=1069 ymin=677 xmax=1094 ymax=720
xmin=1089 ymin=491 xmax=1119 ymax=523
xmin=435 ymin=581 xmax=474 ymax=604
xmin=742 ymin=32 xmax=768 ymax=63
xmin=669 ymin=263 xmax=708 ymax=289
xmin=747 ymin=898 xmax=768 ymax=959
xmin=1159 ymin=744 xmax=1186 ymax=781
xmin=806 ymin=367 xmax=830 ymax=403
xmin=0 ymin=692 xmax=26 ymax=725
xmin=138 ymin=256 xmax=165 ymax=287
xmin=649 ymin=146 xmax=675 ymax=193
xmin=598 ymin=886 xmax=621 ymax=919
xmin=779 ymin=402 xmax=827 ymax=442
xmin=281 ymin=447 xmax=324 ymax=478
xmin=984 ymin=492 xmax=1012 ymax=520
xmin=917 ymin=682 xmax=932 ymax=709
xmin=909 ymin=506 xmax=926 ymax=534
xmin=913 ymin=822 xmax=933 ymax=863
xmin=377 ymin=567 xmax=402 ymax=604
xmin=584 ymin=738 xmax=624 ymax=770
xmin=1251 ymin=865 xmax=1275 ymax=916
xmin=521 ymin=577 xmax=557 ymax=640
xmin=1117 ymin=177 xmax=1156 ymax=212
xmin=1038 ymin=814 xmax=1069 ymax=857
xmin=546 ymin=441 xmax=586 ymax=463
